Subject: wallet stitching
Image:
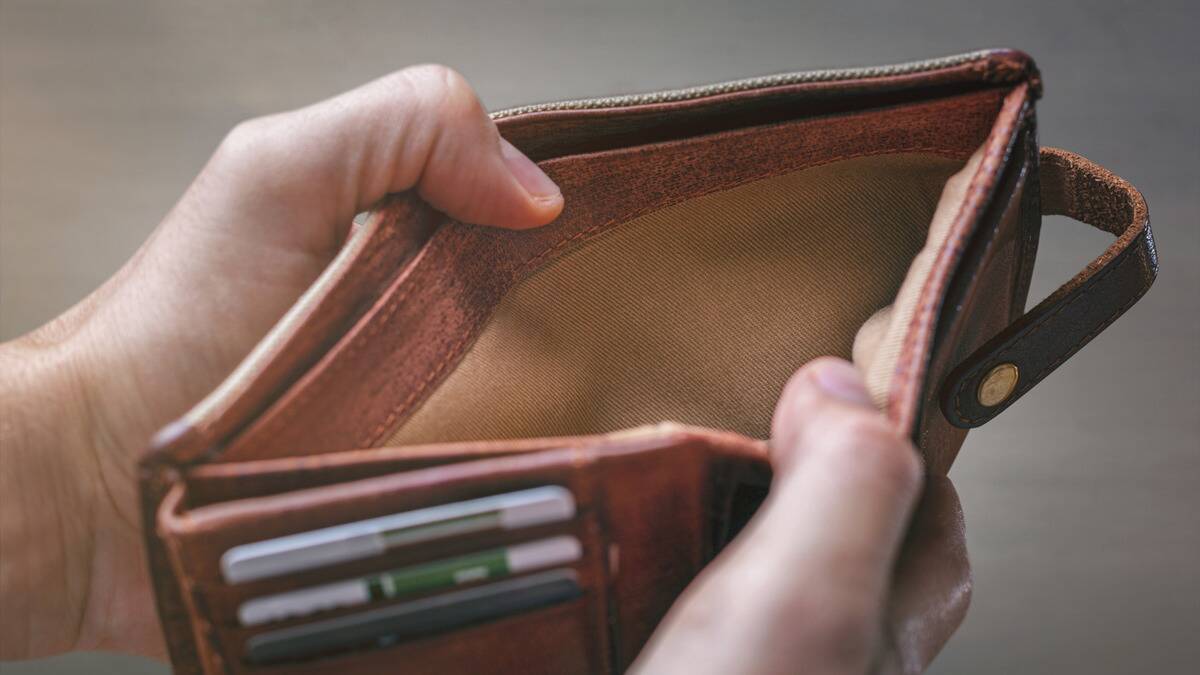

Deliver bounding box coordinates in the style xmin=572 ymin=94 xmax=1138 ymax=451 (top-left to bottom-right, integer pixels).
xmin=951 ymin=236 xmax=1147 ymax=424
xmin=161 ymin=509 xmax=234 ymax=673
xmin=359 ymin=144 xmax=968 ymax=447
xmin=886 ymin=97 xmax=1023 ymax=433
xmin=248 ymin=247 xmax=432 ymax=448
xmin=889 ymin=116 xmax=1012 ymax=422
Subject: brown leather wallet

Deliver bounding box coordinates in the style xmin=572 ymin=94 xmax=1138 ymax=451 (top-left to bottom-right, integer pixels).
xmin=140 ymin=49 xmax=1157 ymax=674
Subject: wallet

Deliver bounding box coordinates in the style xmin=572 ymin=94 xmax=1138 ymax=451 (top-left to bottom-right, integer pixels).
xmin=139 ymin=49 xmax=1157 ymax=674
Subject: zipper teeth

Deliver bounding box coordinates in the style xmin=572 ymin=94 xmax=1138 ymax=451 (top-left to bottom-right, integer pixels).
xmin=492 ymin=49 xmax=997 ymax=119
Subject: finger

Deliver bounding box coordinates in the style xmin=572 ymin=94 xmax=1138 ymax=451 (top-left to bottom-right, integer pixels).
xmin=760 ymin=356 xmax=925 ymax=632
xmin=770 ymin=355 xmax=877 ymax=471
xmin=634 ymin=358 xmax=923 ymax=675
xmin=876 ymin=476 xmax=971 ymax=675
xmin=852 ymin=305 xmax=893 ymax=371
xmin=190 ymin=63 xmax=561 ymax=254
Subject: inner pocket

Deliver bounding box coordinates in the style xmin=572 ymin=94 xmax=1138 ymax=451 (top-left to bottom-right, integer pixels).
xmin=205 ymin=516 xmax=596 ymax=628
xmin=385 ymin=152 xmax=967 ymax=444
xmin=225 ymin=551 xmax=606 ymax=673
xmin=230 ymin=595 xmax=606 ymax=675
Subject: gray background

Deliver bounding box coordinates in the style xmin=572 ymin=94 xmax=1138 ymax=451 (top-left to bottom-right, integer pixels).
xmin=1 ymin=1 xmax=1196 ymax=673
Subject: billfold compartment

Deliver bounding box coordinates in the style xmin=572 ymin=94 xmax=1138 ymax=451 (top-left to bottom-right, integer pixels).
xmin=156 ymin=427 xmax=768 ymax=673
xmin=206 ymin=82 xmax=1021 ymax=465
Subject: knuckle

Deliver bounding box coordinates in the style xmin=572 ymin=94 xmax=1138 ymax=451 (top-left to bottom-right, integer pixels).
xmin=219 ymin=119 xmax=254 ymax=154
xmin=402 ymin=62 xmax=461 ymax=84
xmin=216 ymin=115 xmax=279 ymax=164
xmin=399 ymin=63 xmax=483 ymax=119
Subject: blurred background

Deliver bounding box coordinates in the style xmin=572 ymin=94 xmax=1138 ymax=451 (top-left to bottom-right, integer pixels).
xmin=1 ymin=1 xmax=1196 ymax=673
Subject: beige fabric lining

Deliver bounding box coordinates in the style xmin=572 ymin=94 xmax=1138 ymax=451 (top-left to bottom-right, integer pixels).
xmin=385 ymin=152 xmax=974 ymax=445
xmin=853 ymin=148 xmax=984 ymax=406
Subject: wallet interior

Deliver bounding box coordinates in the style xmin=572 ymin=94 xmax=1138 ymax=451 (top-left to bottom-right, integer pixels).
xmin=386 ymin=152 xmax=964 ymax=445
xmin=200 ymin=84 xmax=1012 ymax=462
xmin=382 ymin=100 xmax=1006 ymax=446
xmin=153 ymin=79 xmax=1025 ymax=673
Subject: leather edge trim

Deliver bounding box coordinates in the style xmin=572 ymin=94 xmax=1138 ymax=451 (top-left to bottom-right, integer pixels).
xmin=884 ymin=83 xmax=1032 ymax=438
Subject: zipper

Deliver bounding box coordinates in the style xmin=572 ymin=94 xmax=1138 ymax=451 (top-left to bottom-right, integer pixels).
xmin=492 ymin=49 xmax=1007 ymax=119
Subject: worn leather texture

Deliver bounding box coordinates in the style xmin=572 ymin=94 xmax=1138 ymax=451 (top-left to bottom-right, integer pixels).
xmin=136 ymin=49 xmax=1154 ymax=674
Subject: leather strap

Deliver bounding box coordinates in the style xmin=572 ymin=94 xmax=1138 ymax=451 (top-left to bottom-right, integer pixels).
xmin=942 ymin=147 xmax=1157 ymax=428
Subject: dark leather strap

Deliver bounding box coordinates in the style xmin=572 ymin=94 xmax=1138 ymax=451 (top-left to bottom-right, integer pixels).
xmin=942 ymin=147 xmax=1158 ymax=428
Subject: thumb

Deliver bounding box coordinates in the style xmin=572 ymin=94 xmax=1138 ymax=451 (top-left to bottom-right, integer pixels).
xmin=635 ymin=358 xmax=923 ymax=675
xmin=188 ymin=63 xmax=561 ymax=257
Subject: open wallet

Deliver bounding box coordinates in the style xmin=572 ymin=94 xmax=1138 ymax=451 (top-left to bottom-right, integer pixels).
xmin=140 ymin=49 xmax=1158 ymax=674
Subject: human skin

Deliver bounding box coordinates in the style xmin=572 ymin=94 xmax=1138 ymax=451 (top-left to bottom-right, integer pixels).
xmin=0 ymin=65 xmax=969 ymax=673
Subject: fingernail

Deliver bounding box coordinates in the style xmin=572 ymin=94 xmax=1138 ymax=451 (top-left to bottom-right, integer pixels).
xmin=812 ymin=359 xmax=874 ymax=407
xmin=500 ymin=138 xmax=561 ymax=202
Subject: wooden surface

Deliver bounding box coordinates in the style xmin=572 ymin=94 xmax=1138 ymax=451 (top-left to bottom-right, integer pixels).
xmin=2 ymin=1 xmax=1197 ymax=673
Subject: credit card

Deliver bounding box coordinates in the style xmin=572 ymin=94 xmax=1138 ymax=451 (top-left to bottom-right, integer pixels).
xmin=238 ymin=534 xmax=583 ymax=626
xmin=221 ymin=486 xmax=575 ymax=584
xmin=245 ymin=568 xmax=583 ymax=665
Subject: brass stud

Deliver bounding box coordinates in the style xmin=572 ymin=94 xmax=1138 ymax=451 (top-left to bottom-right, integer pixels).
xmin=977 ymin=363 xmax=1019 ymax=407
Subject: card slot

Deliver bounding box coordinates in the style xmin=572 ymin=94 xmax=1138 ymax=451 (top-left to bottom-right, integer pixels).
xmin=230 ymin=592 xmax=608 ymax=675
xmin=202 ymin=516 xmax=601 ymax=627
xmin=164 ymin=453 xmax=615 ymax=673
xmin=158 ymin=430 xmax=768 ymax=672
xmin=184 ymin=425 xmax=696 ymax=508
xmin=186 ymin=437 xmax=583 ymax=507
xmin=162 ymin=449 xmax=602 ymax=585
xmin=227 ymin=560 xmax=600 ymax=644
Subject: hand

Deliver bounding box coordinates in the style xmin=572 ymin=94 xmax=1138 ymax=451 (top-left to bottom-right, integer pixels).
xmin=0 ymin=65 xmax=562 ymax=660
xmin=634 ymin=358 xmax=971 ymax=675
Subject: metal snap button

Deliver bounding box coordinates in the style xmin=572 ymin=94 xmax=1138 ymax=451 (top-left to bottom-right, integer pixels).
xmin=977 ymin=363 xmax=1019 ymax=407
